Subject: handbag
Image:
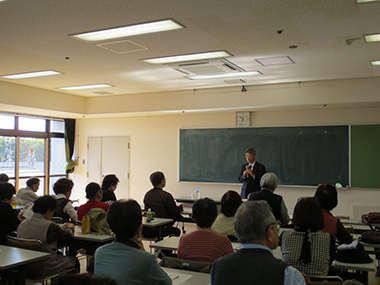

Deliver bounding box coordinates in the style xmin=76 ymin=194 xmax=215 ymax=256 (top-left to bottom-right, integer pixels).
xmin=361 ymin=212 xmax=380 ymax=225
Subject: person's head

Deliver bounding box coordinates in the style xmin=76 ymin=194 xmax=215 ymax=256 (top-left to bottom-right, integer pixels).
xmin=192 ymin=198 xmax=218 ymax=228
xmin=101 ymin=174 xmax=119 ymax=191
xmin=245 ymin=148 xmax=256 ymax=164
xmin=314 ymin=184 xmax=338 ymax=211
xmin=107 ymin=199 xmax=142 ymax=239
xmin=85 ymin=182 xmax=102 ymax=201
xmin=0 ymin=182 xmax=16 ymax=203
xmin=0 ymin=173 xmax=9 ymax=182
xmin=26 ymin=177 xmax=40 ymax=192
xmin=260 ymin=173 xmax=279 ymax=191
xmin=150 ymin=171 xmax=165 ymax=188
xmin=220 ymin=190 xmax=242 ymax=217
xmin=292 ymin=197 xmax=324 ymax=231
xmin=234 ymin=201 xmax=279 ymax=249
xmin=33 ymin=195 xmax=57 ymax=217
xmin=53 ymin=178 xmax=74 ymax=198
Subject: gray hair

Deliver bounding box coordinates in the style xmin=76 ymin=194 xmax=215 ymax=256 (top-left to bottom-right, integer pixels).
xmin=245 ymin=148 xmax=256 ymax=155
xmin=260 ymin=173 xmax=279 ymax=190
xmin=234 ymin=201 xmax=275 ymax=243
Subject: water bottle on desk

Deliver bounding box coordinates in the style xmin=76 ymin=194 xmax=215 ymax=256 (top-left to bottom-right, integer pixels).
xmin=146 ymin=208 xmax=153 ymax=222
xmin=195 ymin=187 xmax=201 ymax=199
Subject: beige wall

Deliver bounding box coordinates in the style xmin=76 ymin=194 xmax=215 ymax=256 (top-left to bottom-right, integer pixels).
xmin=71 ymin=105 xmax=380 ymax=218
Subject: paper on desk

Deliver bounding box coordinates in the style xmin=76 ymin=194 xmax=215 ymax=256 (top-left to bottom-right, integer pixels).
xmin=22 ymin=204 xmax=34 ymax=219
xmin=167 ymin=272 xmax=192 ymax=285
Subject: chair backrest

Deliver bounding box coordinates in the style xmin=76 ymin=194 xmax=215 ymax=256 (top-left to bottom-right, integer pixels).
xmin=51 ymin=217 xmax=64 ymax=224
xmin=160 ymin=256 xmax=212 ymax=273
xmin=7 ymin=236 xmax=46 ymax=279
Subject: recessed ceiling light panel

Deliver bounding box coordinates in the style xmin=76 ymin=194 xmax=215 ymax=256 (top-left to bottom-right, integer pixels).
xmin=255 ymin=56 xmax=295 ymax=66
xmin=187 ymin=71 xmax=261 ymax=80
xmin=371 ymin=60 xmax=380 ymax=66
xmin=70 ymin=19 xmax=184 ymax=42
xmin=1 ymin=70 xmax=62 ymax=79
xmin=58 ymin=84 xmax=113 ymax=90
xmin=357 ymin=0 xmax=380 ymax=3
xmin=141 ymin=51 xmax=232 ymax=64
xmin=364 ymin=33 xmax=380 ymax=43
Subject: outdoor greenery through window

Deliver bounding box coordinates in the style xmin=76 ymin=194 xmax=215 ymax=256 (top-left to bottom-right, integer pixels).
xmin=0 ymin=114 xmax=67 ymax=195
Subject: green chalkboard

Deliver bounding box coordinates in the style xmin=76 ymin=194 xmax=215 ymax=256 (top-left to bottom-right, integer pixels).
xmin=351 ymin=125 xmax=380 ymax=188
xmin=179 ymin=126 xmax=349 ymax=186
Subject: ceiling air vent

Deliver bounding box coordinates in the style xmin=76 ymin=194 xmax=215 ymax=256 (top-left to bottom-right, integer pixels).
xmin=169 ymin=59 xmax=245 ymax=75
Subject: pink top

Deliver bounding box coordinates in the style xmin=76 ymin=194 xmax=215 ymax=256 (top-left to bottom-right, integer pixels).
xmin=77 ymin=201 xmax=110 ymax=221
xmin=177 ymin=230 xmax=233 ymax=262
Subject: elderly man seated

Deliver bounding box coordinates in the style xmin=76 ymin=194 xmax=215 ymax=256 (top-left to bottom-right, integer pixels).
xmin=211 ymin=201 xmax=306 ymax=285
xmin=247 ymin=172 xmax=289 ymax=225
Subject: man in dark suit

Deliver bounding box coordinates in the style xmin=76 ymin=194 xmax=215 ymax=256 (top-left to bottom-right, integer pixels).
xmin=238 ymin=148 xmax=266 ymax=199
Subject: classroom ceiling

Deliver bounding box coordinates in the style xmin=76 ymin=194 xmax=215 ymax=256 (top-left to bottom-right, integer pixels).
xmin=1 ymin=0 xmax=380 ymax=98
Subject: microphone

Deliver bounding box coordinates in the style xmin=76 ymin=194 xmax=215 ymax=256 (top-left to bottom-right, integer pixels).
xmin=246 ymin=165 xmax=250 ymax=170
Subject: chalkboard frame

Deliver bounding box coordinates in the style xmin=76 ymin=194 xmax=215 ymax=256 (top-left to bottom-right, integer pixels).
xmin=179 ymin=126 xmax=350 ymax=187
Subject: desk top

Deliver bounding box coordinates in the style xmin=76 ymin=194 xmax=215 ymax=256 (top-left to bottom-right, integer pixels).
xmin=142 ymin=217 xmax=173 ymax=227
xmin=163 ymin=267 xmax=210 ymax=285
xmin=175 ymin=196 xmax=221 ymax=204
xmin=0 ymin=245 xmax=50 ymax=270
xmin=73 ymin=226 xmax=115 ymax=242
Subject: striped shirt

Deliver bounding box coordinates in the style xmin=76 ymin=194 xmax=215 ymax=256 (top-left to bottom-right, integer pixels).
xmin=178 ymin=230 xmax=233 ymax=262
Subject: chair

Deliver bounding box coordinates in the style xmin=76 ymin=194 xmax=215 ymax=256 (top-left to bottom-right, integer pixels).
xmin=306 ymin=276 xmax=343 ymax=285
xmin=51 ymin=216 xmax=64 ymax=224
xmin=159 ymin=256 xmax=212 ymax=273
xmin=7 ymin=236 xmax=77 ymax=285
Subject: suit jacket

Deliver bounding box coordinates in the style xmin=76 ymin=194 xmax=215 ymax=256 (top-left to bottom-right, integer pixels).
xmin=238 ymin=161 xmax=266 ymax=199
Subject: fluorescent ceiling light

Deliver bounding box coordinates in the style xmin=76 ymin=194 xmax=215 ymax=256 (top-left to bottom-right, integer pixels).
xmin=187 ymin=71 xmax=261 ymax=80
xmin=58 ymin=84 xmax=113 ymax=90
xmin=255 ymin=56 xmax=295 ymax=66
xmin=141 ymin=51 xmax=232 ymax=64
xmin=70 ymin=19 xmax=184 ymax=42
xmin=1 ymin=70 xmax=62 ymax=79
xmin=364 ymin=33 xmax=380 ymax=43
xmin=357 ymin=0 xmax=380 ymax=3
xmin=371 ymin=60 xmax=380 ymax=66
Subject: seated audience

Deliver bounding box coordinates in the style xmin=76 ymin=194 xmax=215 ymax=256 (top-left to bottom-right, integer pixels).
xmin=314 ymin=184 xmax=353 ymax=244
xmin=16 ymin=177 xmax=40 ymax=204
xmin=0 ymin=173 xmax=9 ymax=182
xmin=143 ymin=171 xmax=183 ymax=237
xmin=178 ymin=198 xmax=233 ymax=262
xmin=212 ymin=190 xmax=242 ymax=239
xmin=247 ymin=172 xmax=289 ymax=225
xmin=211 ymin=201 xmax=306 ymax=285
xmin=94 ymin=199 xmax=172 ymax=285
xmin=0 ymin=182 xmax=25 ymax=245
xmin=77 ymin=182 xmax=109 ymax=221
xmin=101 ymin=174 xmax=119 ymax=204
xmin=280 ymin=197 xmax=335 ymax=276
xmin=17 ymin=195 xmax=79 ymax=274
xmin=53 ymin=178 xmax=78 ymax=222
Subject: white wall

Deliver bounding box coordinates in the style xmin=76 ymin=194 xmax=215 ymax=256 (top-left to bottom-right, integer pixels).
xmin=71 ymin=105 xmax=380 ymax=218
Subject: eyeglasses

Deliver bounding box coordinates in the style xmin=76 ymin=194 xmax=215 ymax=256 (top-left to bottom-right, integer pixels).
xmin=266 ymin=220 xmax=281 ymax=232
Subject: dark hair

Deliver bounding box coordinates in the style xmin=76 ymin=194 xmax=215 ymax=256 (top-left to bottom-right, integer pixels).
xmin=53 ymin=178 xmax=74 ymax=195
xmin=192 ymin=198 xmax=218 ymax=228
xmin=33 ymin=195 xmax=57 ymax=214
xmin=220 ymin=190 xmax=242 ymax=217
xmin=292 ymin=197 xmax=324 ymax=231
xmin=314 ymin=184 xmax=338 ymax=211
xmin=150 ymin=171 xmax=165 ymax=187
xmin=0 ymin=173 xmax=9 ymax=182
xmin=245 ymin=148 xmax=256 ymax=155
xmin=107 ymin=199 xmax=142 ymax=239
xmin=26 ymin=177 xmax=40 ymax=187
xmin=52 ymin=273 xmax=116 ymax=285
xmin=0 ymin=182 xmax=16 ymax=200
xmin=85 ymin=182 xmax=101 ymax=200
xmin=102 ymin=174 xmax=119 ymax=189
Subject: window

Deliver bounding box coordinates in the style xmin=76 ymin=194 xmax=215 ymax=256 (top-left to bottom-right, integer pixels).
xmin=0 ymin=113 xmax=67 ymax=194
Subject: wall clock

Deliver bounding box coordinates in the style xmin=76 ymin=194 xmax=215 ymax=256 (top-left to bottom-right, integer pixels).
xmin=235 ymin=111 xmax=250 ymax=127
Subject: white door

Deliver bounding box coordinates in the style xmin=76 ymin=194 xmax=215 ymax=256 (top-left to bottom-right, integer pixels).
xmin=87 ymin=136 xmax=130 ymax=199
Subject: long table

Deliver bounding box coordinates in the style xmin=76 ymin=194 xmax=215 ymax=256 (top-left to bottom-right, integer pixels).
xmin=142 ymin=217 xmax=174 ymax=240
xmin=0 ymin=245 xmax=50 ymax=285
xmin=163 ymin=267 xmax=210 ymax=285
